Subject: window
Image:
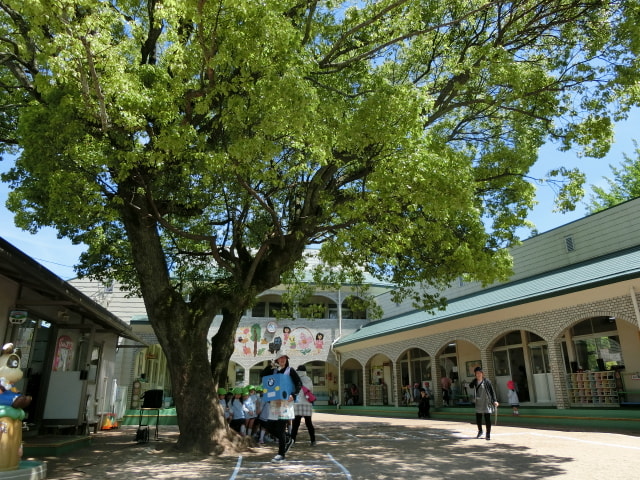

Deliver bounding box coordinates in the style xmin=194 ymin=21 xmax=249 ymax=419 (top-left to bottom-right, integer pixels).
xmin=268 ymin=302 xmax=283 ymax=317
xmin=251 ymin=302 xmax=266 ymax=317
xmin=530 ymin=345 xmax=550 ymax=374
xmin=570 ymin=315 xmax=624 ymax=371
xmin=571 ymin=317 xmax=617 ymax=337
xmin=573 ymin=336 xmax=623 ymax=371
xmin=399 ymin=349 xmax=431 ymax=386
xmin=494 ymin=331 xmax=522 ymax=347
xmin=527 ymin=332 xmax=545 ymax=342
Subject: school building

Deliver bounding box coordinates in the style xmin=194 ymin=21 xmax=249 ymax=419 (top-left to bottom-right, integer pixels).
xmin=68 ymin=198 xmax=640 ymax=426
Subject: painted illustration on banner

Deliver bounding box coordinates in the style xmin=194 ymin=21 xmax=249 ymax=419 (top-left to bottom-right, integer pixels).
xmin=234 ymin=325 xmax=328 ymax=357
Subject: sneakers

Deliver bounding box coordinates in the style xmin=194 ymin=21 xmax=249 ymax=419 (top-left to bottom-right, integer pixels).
xmin=476 ymin=431 xmax=483 ymax=439
xmin=285 ymin=436 xmax=295 ymax=453
xmin=271 ymin=455 xmax=285 ymax=463
xmin=486 ymin=435 xmax=491 ymax=441
xmin=310 ymin=441 xmax=317 ymax=447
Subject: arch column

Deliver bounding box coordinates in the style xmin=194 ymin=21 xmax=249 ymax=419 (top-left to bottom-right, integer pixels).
xmin=394 ymin=360 xmax=403 ymax=407
xmin=479 ymin=348 xmax=495 ymax=379
xmin=362 ymin=363 xmax=369 ymax=406
xmin=432 ymin=356 xmax=443 ymax=407
xmin=548 ymin=340 xmax=570 ymax=409
xmin=390 ymin=359 xmax=398 ymax=407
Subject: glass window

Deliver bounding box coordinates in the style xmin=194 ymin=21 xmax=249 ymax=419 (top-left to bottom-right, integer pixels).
xmin=251 ymin=302 xmax=266 ymax=317
xmin=573 ymin=336 xmax=623 ymax=371
xmin=592 ymin=316 xmax=617 ymax=334
xmin=504 ymin=331 xmax=522 ymax=345
xmin=268 ymin=302 xmax=283 ymax=317
xmin=399 ymin=349 xmax=431 ymax=384
xmin=493 ymin=350 xmax=509 ymax=376
xmin=571 ymin=319 xmax=594 ymax=336
xmin=442 ymin=343 xmax=457 ymax=355
xmin=299 ymin=303 xmax=326 ymax=319
xmin=530 ymin=345 xmax=550 ymax=374
xmin=527 ymin=332 xmax=545 ymax=343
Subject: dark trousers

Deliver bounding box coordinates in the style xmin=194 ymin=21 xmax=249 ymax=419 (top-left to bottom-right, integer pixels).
xmin=418 ymin=404 xmax=430 ymax=418
xmin=265 ymin=420 xmax=288 ymax=456
xmin=476 ymin=412 xmax=492 ymax=434
xmin=291 ymin=415 xmax=316 ymax=442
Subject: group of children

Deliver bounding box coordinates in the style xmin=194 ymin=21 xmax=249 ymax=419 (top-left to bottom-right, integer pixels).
xmin=217 ymin=384 xmax=272 ymax=443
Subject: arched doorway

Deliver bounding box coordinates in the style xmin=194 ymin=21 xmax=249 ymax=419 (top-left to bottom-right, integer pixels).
xmin=562 ymin=316 xmax=627 ymax=406
xmin=398 ymin=348 xmax=431 ymax=405
xmin=492 ymin=330 xmax=557 ymax=405
xmin=342 ymin=358 xmax=363 ymax=405
xmin=438 ymin=342 xmax=461 ymax=405
xmin=365 ymin=354 xmax=392 ymax=405
xmin=131 ymin=344 xmax=170 ymax=408
xmin=492 ymin=331 xmax=531 ymax=403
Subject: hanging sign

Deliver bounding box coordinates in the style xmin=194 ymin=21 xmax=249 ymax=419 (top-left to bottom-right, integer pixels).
xmin=9 ymin=310 xmax=28 ymax=325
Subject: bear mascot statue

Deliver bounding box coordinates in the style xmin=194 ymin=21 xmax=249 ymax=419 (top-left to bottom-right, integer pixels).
xmin=0 ymin=343 xmax=32 ymax=471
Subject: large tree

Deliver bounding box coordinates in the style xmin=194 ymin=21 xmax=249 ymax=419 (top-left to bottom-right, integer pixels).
xmin=587 ymin=140 xmax=640 ymax=212
xmin=1 ymin=0 xmax=638 ymax=453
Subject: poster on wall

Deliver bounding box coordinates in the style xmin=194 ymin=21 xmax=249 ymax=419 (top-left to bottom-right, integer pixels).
xmin=466 ymin=360 xmax=482 ymax=377
xmin=53 ymin=335 xmax=74 ymax=372
xmin=234 ymin=324 xmax=328 ymax=358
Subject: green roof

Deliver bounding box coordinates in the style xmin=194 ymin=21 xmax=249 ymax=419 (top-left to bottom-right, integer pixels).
xmin=334 ymin=246 xmax=640 ymax=347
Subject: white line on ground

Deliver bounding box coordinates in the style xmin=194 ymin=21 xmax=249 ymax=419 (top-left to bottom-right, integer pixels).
xmin=229 ymin=455 xmax=243 ymax=480
xmin=326 ymin=453 xmax=352 ymax=479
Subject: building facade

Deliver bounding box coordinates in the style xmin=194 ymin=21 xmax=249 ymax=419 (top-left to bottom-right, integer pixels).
xmin=0 ymin=238 xmax=142 ymax=433
xmin=334 ymin=198 xmax=640 ymax=409
xmin=71 ymin=198 xmax=640 ymax=412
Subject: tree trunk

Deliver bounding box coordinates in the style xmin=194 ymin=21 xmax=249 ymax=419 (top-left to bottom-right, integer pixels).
xmin=155 ymin=309 xmax=232 ymax=454
xmin=211 ymin=309 xmax=241 ymax=384
xmin=121 ymin=200 xmax=244 ymax=454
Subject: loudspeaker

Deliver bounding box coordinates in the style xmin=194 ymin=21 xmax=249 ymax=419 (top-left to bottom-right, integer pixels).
xmin=141 ymin=389 xmax=163 ymax=408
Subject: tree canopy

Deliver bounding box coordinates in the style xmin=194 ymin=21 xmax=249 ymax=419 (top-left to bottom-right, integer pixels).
xmin=1 ymin=0 xmax=639 ymax=453
xmin=587 ymin=140 xmax=640 ymax=212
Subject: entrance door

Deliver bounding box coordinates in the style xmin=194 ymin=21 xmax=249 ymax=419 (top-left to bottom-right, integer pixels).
xmin=493 ymin=347 xmax=530 ymax=403
xmin=530 ymin=345 xmax=556 ymax=403
xmin=11 ymin=318 xmax=54 ymax=424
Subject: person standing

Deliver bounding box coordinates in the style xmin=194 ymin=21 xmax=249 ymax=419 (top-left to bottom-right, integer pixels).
xmin=417 ymin=387 xmax=431 ymax=419
xmin=217 ymin=387 xmax=230 ymax=425
xmin=261 ymin=353 xmax=302 ymax=463
xmin=412 ymin=383 xmax=421 ymax=405
xmin=290 ymin=365 xmax=317 ymax=446
xmin=255 ymin=386 xmax=271 ymax=444
xmin=469 ymin=366 xmax=499 ymax=440
xmin=350 ymin=383 xmax=360 ymax=405
xmin=441 ymin=375 xmax=452 ymax=406
xmin=507 ymin=380 xmax=520 ymax=415
xmin=228 ymin=387 xmax=246 ymax=435
xmin=243 ymin=386 xmax=257 ymax=437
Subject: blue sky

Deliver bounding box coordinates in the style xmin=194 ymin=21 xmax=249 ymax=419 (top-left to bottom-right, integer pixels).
xmin=1 ymin=109 xmax=638 ymax=280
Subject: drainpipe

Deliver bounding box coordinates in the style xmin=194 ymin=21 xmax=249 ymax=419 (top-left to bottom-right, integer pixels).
xmin=330 ymin=288 xmax=343 ymax=408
